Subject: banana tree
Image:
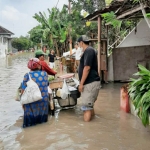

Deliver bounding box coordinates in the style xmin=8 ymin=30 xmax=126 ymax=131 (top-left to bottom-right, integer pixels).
xmin=32 ymin=1 xmax=101 ymax=55
xmin=33 ymin=7 xmax=69 ymax=56
xmin=34 ymin=8 xmax=57 ymax=45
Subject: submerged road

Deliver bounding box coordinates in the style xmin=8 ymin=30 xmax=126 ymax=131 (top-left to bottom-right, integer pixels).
xmin=0 ymin=52 xmax=150 ymax=150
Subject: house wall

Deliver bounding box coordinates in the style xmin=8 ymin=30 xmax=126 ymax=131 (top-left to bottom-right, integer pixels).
xmin=0 ymin=36 xmax=9 ymax=58
xmin=112 ymin=45 xmax=150 ymax=81
xmin=8 ymin=39 xmax=12 ymax=52
xmin=108 ymin=54 xmax=114 ymax=81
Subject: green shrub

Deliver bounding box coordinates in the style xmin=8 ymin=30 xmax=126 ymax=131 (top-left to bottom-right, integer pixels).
xmin=128 ymin=64 xmax=150 ymax=126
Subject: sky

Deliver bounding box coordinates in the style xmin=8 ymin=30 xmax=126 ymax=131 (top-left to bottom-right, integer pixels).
xmin=0 ymin=0 xmax=68 ymax=37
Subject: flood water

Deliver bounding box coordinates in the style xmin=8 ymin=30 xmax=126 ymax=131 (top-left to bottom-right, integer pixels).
xmin=1 ymin=52 xmax=150 ymax=150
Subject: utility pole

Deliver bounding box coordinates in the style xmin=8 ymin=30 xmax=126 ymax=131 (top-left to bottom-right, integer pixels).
xmin=68 ymin=0 xmax=72 ymax=55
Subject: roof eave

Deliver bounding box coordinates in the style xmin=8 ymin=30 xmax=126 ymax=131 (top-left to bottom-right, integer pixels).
xmin=0 ymin=33 xmax=14 ymax=35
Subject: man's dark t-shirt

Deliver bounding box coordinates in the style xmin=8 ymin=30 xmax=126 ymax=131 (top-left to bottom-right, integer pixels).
xmin=48 ymin=54 xmax=56 ymax=62
xmin=78 ymin=46 xmax=100 ymax=85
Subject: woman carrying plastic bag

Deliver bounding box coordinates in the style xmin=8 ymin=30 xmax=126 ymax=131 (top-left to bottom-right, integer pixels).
xmin=21 ymin=58 xmax=49 ymax=128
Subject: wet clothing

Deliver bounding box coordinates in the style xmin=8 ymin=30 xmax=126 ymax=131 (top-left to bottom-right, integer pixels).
xmin=78 ymin=46 xmax=100 ymax=85
xmin=81 ymin=81 xmax=100 ymax=109
xmin=48 ymin=54 xmax=56 ymax=63
xmin=40 ymin=61 xmax=56 ymax=75
xmin=21 ymin=71 xmax=49 ymax=128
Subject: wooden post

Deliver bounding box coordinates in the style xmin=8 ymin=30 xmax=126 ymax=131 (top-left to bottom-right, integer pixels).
xmin=106 ymin=25 xmax=109 ymax=56
xmin=98 ymin=16 xmax=102 ymax=76
xmin=68 ymin=0 xmax=72 ymax=55
xmin=102 ymin=40 xmax=106 ymax=55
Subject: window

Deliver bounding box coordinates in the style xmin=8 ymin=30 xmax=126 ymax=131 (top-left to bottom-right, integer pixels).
xmin=3 ymin=37 xmax=7 ymax=44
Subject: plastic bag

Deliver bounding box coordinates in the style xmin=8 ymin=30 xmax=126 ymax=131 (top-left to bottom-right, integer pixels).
xmin=72 ymin=78 xmax=79 ymax=88
xmin=60 ymin=79 xmax=70 ymax=99
xmin=15 ymin=87 xmax=21 ymax=101
xmin=56 ymin=88 xmax=61 ymax=97
xmin=48 ymin=86 xmax=52 ymax=94
xmin=68 ymin=86 xmax=77 ymax=91
xmin=20 ymin=73 xmax=42 ymax=104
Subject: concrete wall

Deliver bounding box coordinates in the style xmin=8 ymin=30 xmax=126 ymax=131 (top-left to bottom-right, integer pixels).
xmin=117 ymin=19 xmax=150 ymax=48
xmin=112 ymin=45 xmax=150 ymax=81
xmin=0 ymin=36 xmax=12 ymax=58
xmin=0 ymin=37 xmax=8 ymax=58
xmin=108 ymin=54 xmax=114 ymax=81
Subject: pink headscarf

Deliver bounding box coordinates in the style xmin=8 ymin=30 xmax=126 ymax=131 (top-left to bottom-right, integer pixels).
xmin=27 ymin=58 xmax=40 ymax=70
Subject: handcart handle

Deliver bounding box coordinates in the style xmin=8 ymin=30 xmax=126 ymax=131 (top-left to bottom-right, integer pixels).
xmin=58 ymin=73 xmax=75 ymax=79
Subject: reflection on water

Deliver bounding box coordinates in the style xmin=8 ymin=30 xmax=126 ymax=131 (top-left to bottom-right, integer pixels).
xmin=0 ymin=52 xmax=33 ymax=150
xmin=1 ymin=52 xmax=150 ymax=150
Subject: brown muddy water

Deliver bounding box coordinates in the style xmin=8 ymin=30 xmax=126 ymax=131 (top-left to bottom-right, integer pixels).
xmin=1 ymin=52 xmax=150 ymax=150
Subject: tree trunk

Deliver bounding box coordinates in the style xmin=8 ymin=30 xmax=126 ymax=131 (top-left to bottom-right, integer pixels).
xmin=55 ymin=40 xmax=60 ymax=56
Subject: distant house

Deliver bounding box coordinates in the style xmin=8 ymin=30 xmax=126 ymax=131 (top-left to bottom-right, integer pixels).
xmin=0 ymin=26 xmax=14 ymax=58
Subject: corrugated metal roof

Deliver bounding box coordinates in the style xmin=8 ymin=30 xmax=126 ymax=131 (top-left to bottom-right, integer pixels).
xmin=84 ymin=0 xmax=124 ymax=21
xmin=84 ymin=0 xmax=150 ymax=21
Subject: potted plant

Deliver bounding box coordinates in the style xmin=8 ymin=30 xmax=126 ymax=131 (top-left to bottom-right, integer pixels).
xmin=128 ymin=64 xmax=150 ymax=126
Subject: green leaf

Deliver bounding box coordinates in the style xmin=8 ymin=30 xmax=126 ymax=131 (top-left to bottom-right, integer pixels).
xmin=145 ymin=103 xmax=150 ymax=110
xmin=146 ymin=13 xmax=150 ymax=18
xmin=140 ymin=91 xmax=150 ymax=104
xmin=140 ymin=83 xmax=149 ymax=91
xmin=132 ymin=78 xmax=145 ymax=87
xmin=141 ymin=110 xmax=149 ymax=127
xmin=132 ymin=0 xmax=139 ymax=3
xmin=129 ymin=78 xmax=136 ymax=82
xmin=138 ymin=64 xmax=150 ymax=74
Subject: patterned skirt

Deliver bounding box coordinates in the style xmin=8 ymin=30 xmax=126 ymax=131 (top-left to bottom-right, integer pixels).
xmin=23 ymin=99 xmax=48 ymax=128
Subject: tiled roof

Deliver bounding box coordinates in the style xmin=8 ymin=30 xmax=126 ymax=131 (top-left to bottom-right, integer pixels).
xmin=0 ymin=26 xmax=14 ymax=35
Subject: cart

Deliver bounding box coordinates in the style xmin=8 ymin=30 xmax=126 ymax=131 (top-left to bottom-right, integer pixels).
xmin=49 ymin=73 xmax=80 ymax=115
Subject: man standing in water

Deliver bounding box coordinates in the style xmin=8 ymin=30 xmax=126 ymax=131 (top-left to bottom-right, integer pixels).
xmin=77 ymin=35 xmax=100 ymax=122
